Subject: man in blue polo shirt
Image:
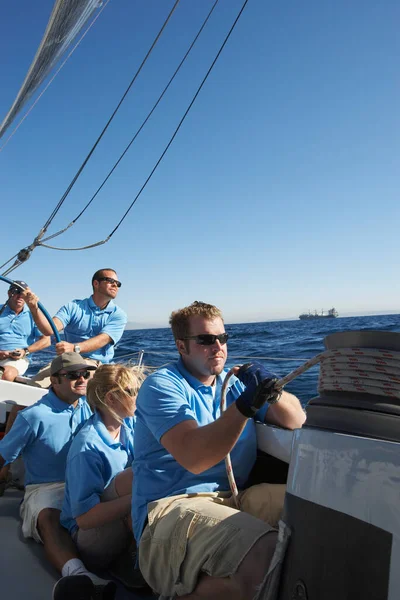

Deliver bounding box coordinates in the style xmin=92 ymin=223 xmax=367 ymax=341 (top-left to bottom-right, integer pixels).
xmin=0 ymin=280 xmax=50 ymax=381
xmin=0 ymin=352 xmax=116 ymax=600
xmin=0 ymin=281 xmax=51 ymax=488
xmin=132 ymin=301 xmax=306 ymax=600
xmin=25 ymin=268 xmax=127 ymax=387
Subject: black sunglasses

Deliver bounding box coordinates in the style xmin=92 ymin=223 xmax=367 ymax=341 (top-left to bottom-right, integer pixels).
xmin=183 ymin=333 xmax=229 ymax=346
xmin=96 ymin=277 xmax=121 ymax=288
xmin=59 ymin=370 xmax=91 ymax=381
xmin=9 ymin=288 xmax=23 ymax=295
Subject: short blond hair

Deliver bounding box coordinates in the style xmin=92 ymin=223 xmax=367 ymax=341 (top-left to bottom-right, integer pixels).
xmin=86 ymin=363 xmax=146 ymax=423
xmin=169 ymin=301 xmax=223 ymax=340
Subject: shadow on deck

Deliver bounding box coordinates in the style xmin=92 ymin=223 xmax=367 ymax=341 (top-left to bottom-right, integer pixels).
xmin=0 ymin=488 xmax=156 ymax=600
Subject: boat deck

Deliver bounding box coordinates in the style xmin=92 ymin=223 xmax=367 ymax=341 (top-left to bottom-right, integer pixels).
xmin=0 ymin=487 xmax=156 ymax=600
xmin=0 ymin=380 xmax=292 ymax=600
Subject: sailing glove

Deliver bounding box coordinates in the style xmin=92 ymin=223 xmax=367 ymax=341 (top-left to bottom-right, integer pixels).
xmin=235 ymin=362 xmax=280 ymax=418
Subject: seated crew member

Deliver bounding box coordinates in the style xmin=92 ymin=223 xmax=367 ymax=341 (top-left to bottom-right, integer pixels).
xmin=61 ymin=364 xmax=145 ymax=573
xmin=0 ymin=352 xmax=116 ymax=600
xmin=0 ymin=281 xmax=51 ymax=488
xmin=23 ymin=268 xmax=127 ymax=388
xmin=132 ymin=301 xmax=306 ymax=600
xmin=0 ymin=280 xmax=50 ymax=381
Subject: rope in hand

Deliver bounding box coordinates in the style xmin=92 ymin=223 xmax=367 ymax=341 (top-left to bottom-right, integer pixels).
xmin=220 ymin=347 xmax=400 ymax=506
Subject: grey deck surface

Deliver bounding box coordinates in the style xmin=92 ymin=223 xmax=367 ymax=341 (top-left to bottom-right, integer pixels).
xmin=0 ymin=488 xmax=156 ymax=600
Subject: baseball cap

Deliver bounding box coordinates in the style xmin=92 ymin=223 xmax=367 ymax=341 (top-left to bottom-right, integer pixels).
xmin=9 ymin=280 xmax=28 ymax=293
xmin=50 ymin=352 xmax=97 ymax=376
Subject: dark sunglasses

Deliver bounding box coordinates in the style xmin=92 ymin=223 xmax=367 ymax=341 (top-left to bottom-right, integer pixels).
xmin=96 ymin=277 xmax=121 ymax=288
xmin=183 ymin=333 xmax=229 ymax=346
xmin=59 ymin=370 xmax=91 ymax=381
xmin=9 ymin=288 xmax=23 ymax=295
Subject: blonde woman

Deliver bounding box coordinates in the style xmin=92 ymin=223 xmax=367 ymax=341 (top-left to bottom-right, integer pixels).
xmin=60 ymin=363 xmax=145 ymax=569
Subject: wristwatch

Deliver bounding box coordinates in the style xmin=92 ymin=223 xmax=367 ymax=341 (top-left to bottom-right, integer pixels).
xmin=73 ymin=345 xmax=81 ymax=354
xmin=23 ymin=348 xmax=30 ymax=357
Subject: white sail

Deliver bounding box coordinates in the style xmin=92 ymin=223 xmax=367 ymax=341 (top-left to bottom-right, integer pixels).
xmin=0 ymin=0 xmax=102 ymax=140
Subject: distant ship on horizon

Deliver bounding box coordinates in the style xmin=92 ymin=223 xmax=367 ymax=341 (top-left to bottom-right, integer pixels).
xmin=299 ymin=308 xmax=339 ymax=320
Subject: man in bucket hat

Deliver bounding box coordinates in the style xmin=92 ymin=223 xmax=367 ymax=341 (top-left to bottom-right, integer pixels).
xmin=0 ymin=280 xmax=50 ymax=382
xmin=0 ymin=353 xmax=116 ymax=599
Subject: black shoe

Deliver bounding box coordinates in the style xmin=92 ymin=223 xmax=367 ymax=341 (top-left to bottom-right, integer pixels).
xmin=0 ymin=472 xmax=11 ymax=497
xmin=52 ymin=574 xmax=116 ymax=600
xmin=108 ymin=551 xmax=151 ymax=592
xmin=0 ymin=480 xmax=7 ymax=497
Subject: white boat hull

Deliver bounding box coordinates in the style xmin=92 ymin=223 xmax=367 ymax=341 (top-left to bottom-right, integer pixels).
xmin=256 ymin=422 xmax=293 ymax=464
xmin=284 ymin=428 xmax=399 ymax=600
xmin=0 ymin=379 xmax=46 ymax=425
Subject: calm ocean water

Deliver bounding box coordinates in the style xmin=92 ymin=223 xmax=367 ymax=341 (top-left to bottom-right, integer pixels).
xmin=27 ymin=314 xmax=400 ymax=405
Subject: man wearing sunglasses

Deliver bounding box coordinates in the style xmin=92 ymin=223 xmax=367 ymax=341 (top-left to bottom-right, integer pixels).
xmin=0 ymin=352 xmax=116 ymax=599
xmin=0 ymin=281 xmax=51 ymax=382
xmin=132 ymin=301 xmax=306 ymax=600
xmin=24 ymin=268 xmax=127 ymax=388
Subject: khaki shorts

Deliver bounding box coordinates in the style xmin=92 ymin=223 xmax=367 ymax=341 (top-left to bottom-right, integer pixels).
xmin=72 ymin=475 xmax=132 ymax=569
xmin=139 ymin=483 xmax=285 ymax=597
xmin=20 ymin=481 xmax=65 ymax=543
xmin=30 ymin=358 xmax=100 ymax=388
xmin=0 ymin=357 xmax=29 ymax=376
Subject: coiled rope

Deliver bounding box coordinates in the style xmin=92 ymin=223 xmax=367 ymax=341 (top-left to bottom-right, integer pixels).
xmin=220 ymin=346 xmax=400 ymax=507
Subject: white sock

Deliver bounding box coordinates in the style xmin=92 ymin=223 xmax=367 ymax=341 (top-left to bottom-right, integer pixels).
xmin=61 ymin=558 xmax=88 ymax=578
xmin=61 ymin=558 xmax=110 ymax=585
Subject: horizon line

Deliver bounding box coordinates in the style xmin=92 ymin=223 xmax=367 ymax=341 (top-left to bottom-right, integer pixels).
xmin=125 ymin=310 xmax=400 ymax=330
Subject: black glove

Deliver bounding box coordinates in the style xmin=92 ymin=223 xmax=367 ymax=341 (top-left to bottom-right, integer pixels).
xmin=235 ymin=362 xmax=280 ymax=418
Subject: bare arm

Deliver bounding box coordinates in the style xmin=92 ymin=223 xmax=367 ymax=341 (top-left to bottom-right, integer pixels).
xmin=76 ymin=494 xmax=131 ymax=530
xmin=161 ymin=402 xmax=249 ymax=475
xmin=10 ymin=335 xmax=51 ymax=360
xmin=55 ymin=333 xmax=112 ymax=356
xmin=23 ymin=289 xmax=112 ymax=354
xmin=27 ymin=335 xmax=52 ymax=353
xmin=22 ymin=290 xmax=63 ymax=336
xmin=264 ymin=390 xmax=306 ymax=430
xmin=161 ymin=389 xmax=305 ymax=474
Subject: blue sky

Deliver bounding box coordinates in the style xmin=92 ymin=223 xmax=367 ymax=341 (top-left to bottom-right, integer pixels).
xmin=0 ymin=0 xmax=398 ymax=327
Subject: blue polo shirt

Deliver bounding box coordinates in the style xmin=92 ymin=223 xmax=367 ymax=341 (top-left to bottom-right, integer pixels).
xmin=0 ymin=390 xmax=91 ymax=485
xmin=131 ymin=358 xmax=269 ymax=543
xmin=61 ymin=411 xmax=135 ymax=534
xmin=0 ymin=304 xmax=41 ymax=352
xmin=55 ymin=296 xmax=127 ymax=363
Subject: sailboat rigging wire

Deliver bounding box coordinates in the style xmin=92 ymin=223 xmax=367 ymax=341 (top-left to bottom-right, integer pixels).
xmin=0 ymin=253 xmax=19 ymax=272
xmin=38 ymin=0 xmax=220 ymax=243
xmin=2 ymin=0 xmax=249 ymax=261
xmin=2 ymin=264 xmax=22 ymax=277
xmin=40 ymin=240 xmax=108 ymax=251
xmin=2 ymin=263 xmax=26 ymax=277
xmin=41 ymin=0 xmax=181 ymax=233
xmin=34 ymin=0 xmax=250 ymax=253
xmin=0 ymin=0 xmax=111 ymax=154
xmin=108 ymin=0 xmax=250 ymax=239
xmin=0 ymin=0 xmax=181 ymax=272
